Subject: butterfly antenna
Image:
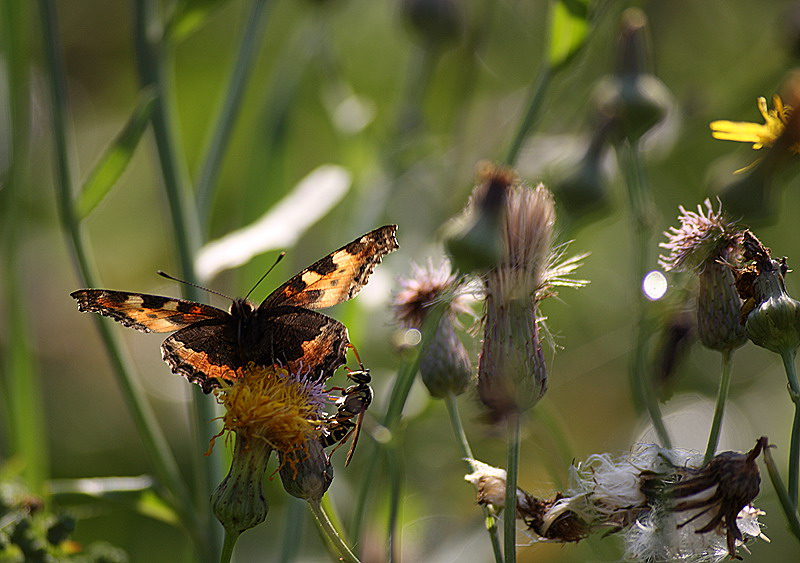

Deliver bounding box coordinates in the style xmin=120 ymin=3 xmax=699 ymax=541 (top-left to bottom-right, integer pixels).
xmin=244 ymin=251 xmax=286 ymax=301
xmin=157 ymin=271 xmax=234 ymax=301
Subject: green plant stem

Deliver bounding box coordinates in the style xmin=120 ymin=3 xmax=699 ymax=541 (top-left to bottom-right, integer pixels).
xmin=781 ymin=348 xmax=800 ymax=505
xmin=196 ymin=0 xmax=272 ymax=226
xmin=279 ymin=498 xmax=305 ymax=563
xmin=530 ymin=400 xmax=574 ymax=491
xmin=763 ymin=441 xmax=800 ymax=543
xmin=386 ymin=444 xmax=403 ymax=563
xmin=504 ymin=414 xmax=521 ymax=563
xmin=219 ymin=529 xmax=238 ymax=563
xmin=309 ymin=498 xmax=361 ymax=563
xmin=132 ymin=0 xmax=201 ymax=286
xmin=132 ymin=2 xmax=222 ymax=558
xmin=444 ymin=394 xmax=504 ymax=563
xmin=38 ymin=0 xmax=208 ymax=556
xmin=1 ymin=0 xmax=48 ymax=494
xmin=352 ymin=304 xmax=444 ymax=544
xmin=704 ymin=349 xmax=734 ymax=463
xmin=619 ymin=139 xmax=671 ymax=448
xmin=392 ymin=41 xmax=439 ymax=153
xmin=504 ymin=65 xmax=552 ymax=166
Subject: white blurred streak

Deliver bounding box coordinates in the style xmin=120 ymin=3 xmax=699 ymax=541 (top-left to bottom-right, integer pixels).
xmin=195 ymin=165 xmax=352 ymax=281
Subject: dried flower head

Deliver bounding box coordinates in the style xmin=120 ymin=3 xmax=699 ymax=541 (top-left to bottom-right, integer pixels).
xmin=392 ymin=258 xmax=471 ymax=330
xmin=664 ymin=437 xmax=767 ymax=560
xmin=660 ymin=200 xmax=746 ymax=352
xmin=660 ymin=200 xmax=741 ymax=274
xmin=476 ymin=170 xmax=555 ymax=420
xmin=478 ymin=173 xmax=587 ymax=420
xmin=464 ymin=440 xmax=769 ymax=560
xmin=464 ymin=458 xmax=509 ymax=514
xmin=735 ymin=230 xmax=800 ymax=354
xmin=635 ymin=438 xmax=769 ymax=562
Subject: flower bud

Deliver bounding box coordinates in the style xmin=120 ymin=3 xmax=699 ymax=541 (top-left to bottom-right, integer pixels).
xmin=211 ymin=435 xmax=272 ymax=535
xmin=593 ymin=9 xmax=669 ymax=143
xmin=393 ymin=259 xmax=474 ymax=398
xmin=419 ymin=313 xmax=472 ymax=398
xmin=444 ymin=164 xmax=512 ymax=274
xmin=478 ymin=290 xmax=548 ymax=420
xmin=745 ymin=264 xmax=800 ymax=353
xmin=553 ymin=127 xmax=611 ymax=220
xmin=697 ymin=258 xmax=747 ymax=351
xmin=660 ymin=200 xmax=746 ymax=352
xmin=401 ymin=0 xmax=463 ymax=48
xmin=279 ymin=440 xmax=334 ymax=502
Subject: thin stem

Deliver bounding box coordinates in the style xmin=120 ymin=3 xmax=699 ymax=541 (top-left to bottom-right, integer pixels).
xmin=279 ymin=498 xmax=305 ymax=563
xmin=386 ymin=445 xmax=403 ymax=563
xmin=1 ymin=0 xmax=48 ymax=494
xmin=763 ymin=441 xmax=800 ymax=543
xmin=504 ymin=414 xmax=521 ymax=563
xmin=781 ymin=348 xmax=800 ymax=505
xmin=391 ymin=41 xmax=439 ymax=157
xmin=38 ymin=0 xmax=207 ymax=555
xmin=219 ymin=529 xmax=238 ymax=563
xmin=132 ymin=2 xmax=222 ymax=558
xmin=132 ymin=0 xmax=201 ymax=287
xmin=309 ymin=498 xmax=361 ymax=563
xmin=504 ymin=64 xmax=552 ymax=166
xmin=704 ymin=349 xmax=734 ymax=463
xmin=529 ymin=400 xmax=574 ymax=491
xmin=619 ymin=139 xmax=671 ymax=448
xmin=352 ymin=308 xmax=435 ymax=540
xmin=197 ymin=0 xmax=272 ymax=226
xmin=444 ymin=394 xmax=504 ymax=563
xmin=351 ymin=443 xmax=378 ymax=540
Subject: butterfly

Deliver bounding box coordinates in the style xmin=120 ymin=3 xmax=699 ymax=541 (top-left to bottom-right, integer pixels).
xmin=71 ymin=225 xmax=398 ymax=392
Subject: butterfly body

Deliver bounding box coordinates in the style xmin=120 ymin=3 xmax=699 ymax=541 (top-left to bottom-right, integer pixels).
xmin=72 ymin=225 xmax=398 ymax=392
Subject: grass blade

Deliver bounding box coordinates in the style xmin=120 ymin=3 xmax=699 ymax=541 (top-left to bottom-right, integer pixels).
xmin=76 ymin=88 xmax=156 ymax=219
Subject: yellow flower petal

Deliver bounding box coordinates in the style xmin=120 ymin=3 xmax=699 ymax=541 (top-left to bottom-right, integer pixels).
xmin=710 ymin=120 xmax=771 ymax=146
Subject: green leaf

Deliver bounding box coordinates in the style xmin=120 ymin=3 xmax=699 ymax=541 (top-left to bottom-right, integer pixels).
xmin=168 ymin=0 xmax=233 ymax=42
xmin=48 ymin=476 xmax=180 ymax=526
xmin=547 ymin=0 xmax=590 ymax=70
xmin=76 ymin=89 xmax=156 ymax=219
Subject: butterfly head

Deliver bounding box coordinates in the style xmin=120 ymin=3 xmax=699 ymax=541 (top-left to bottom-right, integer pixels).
xmin=230 ymin=298 xmax=256 ymax=319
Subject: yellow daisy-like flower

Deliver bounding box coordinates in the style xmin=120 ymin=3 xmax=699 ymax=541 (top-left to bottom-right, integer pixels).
xmin=214 ymin=363 xmax=325 ymax=455
xmin=710 ymin=95 xmax=800 ymax=153
xmin=210 ymin=363 xmax=330 ymax=535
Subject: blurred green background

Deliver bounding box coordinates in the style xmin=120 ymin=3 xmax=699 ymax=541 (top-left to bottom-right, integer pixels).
xmin=3 ymin=0 xmax=800 ymax=561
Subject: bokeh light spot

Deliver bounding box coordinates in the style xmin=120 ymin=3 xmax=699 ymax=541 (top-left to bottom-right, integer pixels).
xmin=643 ymin=271 xmax=668 ymax=301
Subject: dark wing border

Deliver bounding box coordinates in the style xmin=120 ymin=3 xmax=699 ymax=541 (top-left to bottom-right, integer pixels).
xmin=71 ymin=289 xmax=228 ymax=333
xmin=260 ymin=224 xmax=398 ymax=310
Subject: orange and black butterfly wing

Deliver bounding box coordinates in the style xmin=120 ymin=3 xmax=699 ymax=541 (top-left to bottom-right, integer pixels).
xmin=161 ymin=319 xmax=241 ymax=393
xmin=161 ymin=306 xmax=349 ymax=391
xmin=70 ymin=289 xmax=228 ymax=333
xmin=248 ymin=306 xmax=350 ymax=381
xmin=261 ymin=225 xmax=399 ymax=310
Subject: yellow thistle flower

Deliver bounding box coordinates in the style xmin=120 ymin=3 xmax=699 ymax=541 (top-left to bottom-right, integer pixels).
xmin=210 ymin=364 xmax=329 ymax=535
xmin=710 ymin=95 xmax=800 ymax=155
xmin=214 ymin=364 xmax=325 ymax=455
